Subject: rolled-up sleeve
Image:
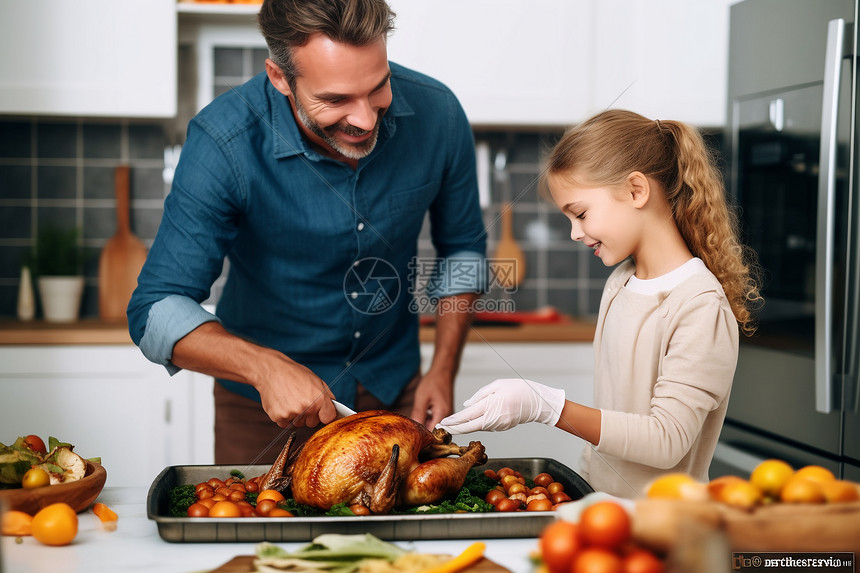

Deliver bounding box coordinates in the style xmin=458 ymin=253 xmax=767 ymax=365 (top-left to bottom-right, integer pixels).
xmin=139 ymin=294 xmax=222 ymax=375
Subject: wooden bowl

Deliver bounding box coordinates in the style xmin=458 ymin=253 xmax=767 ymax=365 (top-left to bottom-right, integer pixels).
xmin=0 ymin=461 xmax=106 ymax=514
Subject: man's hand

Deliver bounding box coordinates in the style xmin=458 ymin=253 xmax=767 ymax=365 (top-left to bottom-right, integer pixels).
xmin=410 ymin=369 xmax=454 ymax=428
xmin=172 ymin=321 xmax=337 ymax=429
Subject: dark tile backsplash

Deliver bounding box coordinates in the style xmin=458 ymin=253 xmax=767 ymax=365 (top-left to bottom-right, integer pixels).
xmin=2 ymin=47 xmax=725 ymax=322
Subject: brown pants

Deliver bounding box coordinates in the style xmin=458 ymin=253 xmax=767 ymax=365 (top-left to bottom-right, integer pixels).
xmin=213 ymin=375 xmax=419 ymax=465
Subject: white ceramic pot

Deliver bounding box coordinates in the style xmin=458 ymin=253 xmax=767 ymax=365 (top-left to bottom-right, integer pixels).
xmin=38 ymin=275 xmax=85 ymax=323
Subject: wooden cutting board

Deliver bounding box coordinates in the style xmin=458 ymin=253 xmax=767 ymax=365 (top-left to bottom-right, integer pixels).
xmin=98 ymin=165 xmax=148 ymax=321
xmin=492 ymin=203 xmax=526 ymax=289
xmin=208 ymin=556 xmax=512 ymax=573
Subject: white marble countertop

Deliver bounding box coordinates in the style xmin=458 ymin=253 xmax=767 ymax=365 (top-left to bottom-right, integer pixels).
xmin=1 ymin=487 xmax=540 ymax=573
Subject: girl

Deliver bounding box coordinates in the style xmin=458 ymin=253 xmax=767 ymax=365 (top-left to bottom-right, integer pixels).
xmin=439 ymin=109 xmax=762 ymax=498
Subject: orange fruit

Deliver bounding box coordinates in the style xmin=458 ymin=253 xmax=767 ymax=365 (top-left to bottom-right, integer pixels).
xmin=820 ymin=480 xmax=860 ymax=503
xmin=572 ymin=547 xmax=623 ymax=573
xmin=794 ymin=465 xmax=835 ymax=485
xmin=539 ymin=519 xmax=584 ymax=573
xmin=646 ymin=473 xmax=706 ymax=501
xmin=707 ymin=475 xmax=747 ymax=501
xmin=749 ymin=459 xmax=794 ymax=498
xmin=208 ymin=500 xmax=241 ymax=517
xmin=780 ymin=476 xmax=825 ymax=504
xmin=256 ymin=489 xmax=286 ymax=503
xmin=21 ymin=467 xmax=50 ymax=490
xmin=579 ymin=501 xmax=631 ymax=551
xmin=2 ymin=510 xmax=33 ymax=537
xmin=31 ymin=503 xmax=78 ymax=546
xmin=717 ymin=480 xmax=763 ymax=510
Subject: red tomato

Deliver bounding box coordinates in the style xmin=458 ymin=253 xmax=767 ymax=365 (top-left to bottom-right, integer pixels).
xmin=551 ymin=492 xmax=573 ymax=504
xmin=539 ymin=520 xmax=583 ymax=573
xmin=495 ymin=498 xmax=522 ymax=512
xmin=23 ymin=435 xmax=47 ymax=454
xmin=622 ymin=549 xmax=664 ymax=573
xmin=254 ymin=499 xmax=277 ymax=516
xmin=579 ymin=502 xmax=631 ymax=551
xmin=526 ymin=498 xmax=553 ymax=511
xmin=534 ymin=473 xmax=554 ymax=488
xmin=485 ymin=489 xmax=507 ymax=506
xmin=572 ymin=548 xmax=623 ymax=573
xmin=186 ymin=502 xmax=210 ymax=517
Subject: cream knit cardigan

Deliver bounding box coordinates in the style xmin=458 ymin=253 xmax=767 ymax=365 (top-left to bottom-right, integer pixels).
xmin=579 ymin=259 xmax=739 ymax=498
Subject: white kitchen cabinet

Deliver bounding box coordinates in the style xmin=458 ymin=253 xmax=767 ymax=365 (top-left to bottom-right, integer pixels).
xmin=386 ymin=0 xmax=592 ymax=127
xmin=591 ymin=0 xmax=737 ymax=127
xmin=0 ymin=0 xmax=176 ymax=118
xmin=0 ymin=346 xmax=213 ymax=488
xmin=424 ymin=342 xmax=594 ymax=474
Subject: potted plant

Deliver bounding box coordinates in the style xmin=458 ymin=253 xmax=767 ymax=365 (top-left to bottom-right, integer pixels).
xmin=32 ymin=226 xmax=85 ymax=322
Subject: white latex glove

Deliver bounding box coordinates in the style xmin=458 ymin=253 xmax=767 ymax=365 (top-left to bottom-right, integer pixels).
xmin=436 ymin=378 xmax=565 ymax=434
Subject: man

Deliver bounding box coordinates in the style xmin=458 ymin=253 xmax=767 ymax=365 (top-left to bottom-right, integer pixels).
xmin=127 ymin=0 xmax=486 ymax=464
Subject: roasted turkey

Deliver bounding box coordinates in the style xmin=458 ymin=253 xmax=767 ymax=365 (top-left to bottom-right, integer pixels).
xmin=259 ymin=410 xmax=487 ymax=514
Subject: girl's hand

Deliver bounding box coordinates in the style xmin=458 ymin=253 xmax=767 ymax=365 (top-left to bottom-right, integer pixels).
xmin=437 ymin=378 xmax=565 ymax=433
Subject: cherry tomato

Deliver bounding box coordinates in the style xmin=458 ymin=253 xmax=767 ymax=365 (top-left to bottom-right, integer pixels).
xmin=255 ymin=499 xmax=277 ymax=517
xmin=238 ymin=503 xmax=255 ymax=517
xmin=495 ymin=498 xmax=522 ymax=512
xmin=209 ymin=501 xmax=241 ymax=517
xmin=508 ymin=483 xmax=528 ymax=495
xmin=229 ymin=482 xmax=246 ymax=492
xmin=579 ymin=501 xmax=631 ymax=551
xmin=207 ymin=478 xmax=225 ymax=489
xmin=496 ymin=467 xmax=515 ymax=479
xmin=23 ymin=435 xmax=47 ymax=455
xmin=539 ymin=519 xmax=583 ymax=573
xmin=187 ymin=502 xmax=210 ymax=517
xmin=572 ymin=547 xmax=623 ymax=573
xmin=485 ymin=489 xmax=507 ymax=506
xmin=551 ymin=492 xmax=572 ymax=504
xmin=534 ymin=472 xmax=554 ymax=488
xmin=31 ymin=503 xmax=77 ymax=546
xmin=501 ymin=475 xmax=521 ymax=490
xmin=229 ymin=489 xmax=246 ymax=502
xmin=484 ymin=469 xmax=499 ymax=481
xmin=349 ymin=504 xmax=371 ymax=515
xmin=268 ymin=508 xmax=294 ymax=517
xmin=210 ymin=494 xmax=227 ymax=502
xmin=529 ymin=486 xmax=550 ymax=497
xmin=245 ymin=480 xmax=259 ymax=493
xmin=622 ymin=548 xmax=664 ymax=573
xmin=197 ymin=488 xmax=214 ymax=500
xmin=547 ymin=482 xmax=565 ymax=495
xmin=526 ymin=498 xmax=553 ymax=511
xmin=197 ymin=498 xmax=216 ymax=509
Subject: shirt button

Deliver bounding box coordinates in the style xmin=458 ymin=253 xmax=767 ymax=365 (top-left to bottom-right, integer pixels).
xmin=354 ymin=331 xmax=361 ymax=339
xmin=353 ymin=261 xmax=360 ymax=267
xmin=350 ymin=292 xmax=358 ymax=299
xmin=345 ymin=361 xmax=352 ymax=367
xmin=357 ymin=222 xmax=365 ymax=231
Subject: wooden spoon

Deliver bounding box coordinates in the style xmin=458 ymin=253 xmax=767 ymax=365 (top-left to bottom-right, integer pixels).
xmin=98 ymin=165 xmax=148 ymax=321
xmin=492 ymin=202 xmax=526 ymax=289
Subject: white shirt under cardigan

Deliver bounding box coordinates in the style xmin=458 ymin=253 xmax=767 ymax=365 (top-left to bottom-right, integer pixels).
xmin=578 ymin=257 xmax=739 ymax=498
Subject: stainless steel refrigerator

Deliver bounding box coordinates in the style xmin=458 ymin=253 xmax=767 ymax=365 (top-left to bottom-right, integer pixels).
xmin=712 ymin=0 xmax=860 ymax=481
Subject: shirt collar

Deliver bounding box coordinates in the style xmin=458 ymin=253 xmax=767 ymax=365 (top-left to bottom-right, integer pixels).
xmin=269 ymin=71 xmax=414 ymax=160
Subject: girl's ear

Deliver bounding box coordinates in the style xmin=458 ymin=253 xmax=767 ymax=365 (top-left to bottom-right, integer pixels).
xmin=265 ymin=59 xmax=293 ymax=98
xmin=627 ymin=171 xmax=650 ymax=208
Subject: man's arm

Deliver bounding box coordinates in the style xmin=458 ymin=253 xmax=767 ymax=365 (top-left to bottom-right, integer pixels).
xmin=171 ymin=321 xmax=337 ymax=428
xmin=410 ymin=291 xmax=479 ymax=427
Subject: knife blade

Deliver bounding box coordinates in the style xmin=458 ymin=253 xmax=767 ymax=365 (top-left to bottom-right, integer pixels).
xmin=332 ymin=400 xmax=357 ymax=419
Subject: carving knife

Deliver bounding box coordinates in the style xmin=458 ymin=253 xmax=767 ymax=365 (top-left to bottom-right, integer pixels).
xmin=332 ymin=400 xmax=357 ymax=419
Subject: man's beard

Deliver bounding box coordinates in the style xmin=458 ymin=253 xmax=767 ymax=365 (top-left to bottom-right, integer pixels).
xmin=295 ymin=97 xmax=385 ymax=160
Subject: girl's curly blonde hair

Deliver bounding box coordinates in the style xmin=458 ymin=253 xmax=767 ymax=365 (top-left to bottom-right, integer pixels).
xmin=547 ymin=109 xmax=763 ymax=336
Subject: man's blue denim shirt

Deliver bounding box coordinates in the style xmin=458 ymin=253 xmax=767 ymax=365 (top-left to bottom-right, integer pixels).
xmin=127 ymin=63 xmax=487 ymax=408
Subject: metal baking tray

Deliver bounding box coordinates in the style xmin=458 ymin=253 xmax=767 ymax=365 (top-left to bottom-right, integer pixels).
xmin=147 ymin=458 xmax=593 ymax=543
